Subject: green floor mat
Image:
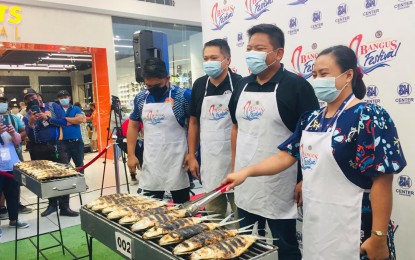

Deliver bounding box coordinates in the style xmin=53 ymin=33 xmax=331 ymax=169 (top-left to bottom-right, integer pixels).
xmin=1 ymin=225 xmax=123 ymax=260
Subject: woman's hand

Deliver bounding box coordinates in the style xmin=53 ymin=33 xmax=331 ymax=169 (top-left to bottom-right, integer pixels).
xmin=221 ymin=169 xmax=250 ymax=191
xmin=360 ymin=235 xmax=389 ymax=260
xmin=7 ymin=125 xmax=16 ymax=136
xmin=0 ymin=123 xmax=6 ymax=135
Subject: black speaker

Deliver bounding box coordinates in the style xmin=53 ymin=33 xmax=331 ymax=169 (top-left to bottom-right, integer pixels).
xmin=133 ymin=30 xmax=169 ymax=83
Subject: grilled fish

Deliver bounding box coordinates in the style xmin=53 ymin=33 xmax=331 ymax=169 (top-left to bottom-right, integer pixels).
xmin=91 ymin=196 xmax=151 ymax=211
xmin=173 ymin=229 xmax=237 ymax=255
xmin=102 ymin=200 xmax=165 ymax=214
xmin=189 ymin=235 xmax=257 ymax=260
xmin=86 ymin=194 xmax=132 ymax=209
xmin=118 ymin=207 xmax=175 ymax=224
xmin=143 ymin=215 xmax=220 ymax=240
xmin=130 ymin=209 xmax=190 ymax=232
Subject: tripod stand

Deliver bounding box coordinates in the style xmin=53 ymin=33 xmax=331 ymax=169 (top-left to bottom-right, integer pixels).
xmin=100 ymin=96 xmax=130 ymax=196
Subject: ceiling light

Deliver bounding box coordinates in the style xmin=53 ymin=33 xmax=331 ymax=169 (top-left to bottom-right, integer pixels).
xmin=50 ymin=53 xmax=91 ymax=58
xmin=59 ymin=47 xmax=66 ymax=50
xmin=114 ymin=45 xmax=133 ymax=48
xmin=42 ymin=57 xmax=92 ymax=62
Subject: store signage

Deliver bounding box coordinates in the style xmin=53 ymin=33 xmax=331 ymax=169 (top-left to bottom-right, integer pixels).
xmin=114 ymin=231 xmax=132 ymax=259
xmin=0 ymin=4 xmax=22 ymax=40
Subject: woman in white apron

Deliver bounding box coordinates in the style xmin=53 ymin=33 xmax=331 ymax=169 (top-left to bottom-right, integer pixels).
xmin=222 ymin=45 xmax=406 ymax=260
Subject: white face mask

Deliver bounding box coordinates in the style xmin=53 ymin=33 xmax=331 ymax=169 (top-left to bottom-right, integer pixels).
xmin=11 ymin=108 xmax=19 ymax=114
xmin=311 ymin=71 xmax=348 ymax=103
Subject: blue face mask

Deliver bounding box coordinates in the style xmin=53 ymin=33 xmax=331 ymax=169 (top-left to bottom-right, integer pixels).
xmin=311 ymin=71 xmax=347 ymax=103
xmin=203 ymin=60 xmax=225 ymax=78
xmin=0 ymin=103 xmax=7 ymax=114
xmin=59 ymin=98 xmax=70 ymax=106
xmin=245 ymin=50 xmax=277 ymax=75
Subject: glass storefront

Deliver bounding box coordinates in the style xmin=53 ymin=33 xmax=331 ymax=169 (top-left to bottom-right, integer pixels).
xmin=112 ymin=17 xmax=202 ymax=109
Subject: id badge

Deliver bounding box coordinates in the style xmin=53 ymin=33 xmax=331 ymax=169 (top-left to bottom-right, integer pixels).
xmin=0 ymin=147 xmax=11 ymax=161
xmin=42 ymin=120 xmax=50 ymax=127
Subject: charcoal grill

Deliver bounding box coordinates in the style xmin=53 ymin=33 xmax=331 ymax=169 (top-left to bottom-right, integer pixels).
xmin=80 ymin=207 xmax=278 ymax=260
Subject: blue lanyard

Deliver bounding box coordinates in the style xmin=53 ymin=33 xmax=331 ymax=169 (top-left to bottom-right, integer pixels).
xmin=318 ymin=94 xmax=354 ymax=132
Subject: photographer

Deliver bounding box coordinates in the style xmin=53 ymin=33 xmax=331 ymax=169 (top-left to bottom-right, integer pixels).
xmin=23 ymin=88 xmax=78 ymax=217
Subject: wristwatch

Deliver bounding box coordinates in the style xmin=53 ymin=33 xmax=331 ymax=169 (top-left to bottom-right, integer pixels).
xmin=371 ymin=230 xmax=387 ymax=237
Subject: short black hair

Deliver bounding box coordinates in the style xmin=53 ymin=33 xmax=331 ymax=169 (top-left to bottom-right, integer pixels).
xmin=203 ymin=39 xmax=231 ymax=57
xmin=247 ymin=24 xmax=285 ymax=49
xmin=142 ymin=58 xmax=168 ymax=79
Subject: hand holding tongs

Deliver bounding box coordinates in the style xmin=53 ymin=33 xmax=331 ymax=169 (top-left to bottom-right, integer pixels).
xmin=180 ymin=183 xmax=231 ymax=216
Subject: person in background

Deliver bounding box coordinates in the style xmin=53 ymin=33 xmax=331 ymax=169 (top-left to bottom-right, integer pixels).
xmin=18 ymin=101 xmax=27 ymax=117
xmin=23 ymin=89 xmax=79 ymax=217
xmin=185 ymin=39 xmax=242 ymax=218
xmin=228 ymin=24 xmax=320 ymax=260
xmin=10 ymin=103 xmax=23 ymax=122
xmin=58 ymin=91 xmax=85 ymax=173
xmin=74 ymin=102 xmax=91 ymax=151
xmin=223 ymin=45 xmax=406 ymax=260
xmin=127 ymin=58 xmax=191 ymax=204
xmin=89 ymin=103 xmax=98 ymax=152
xmin=0 ymin=96 xmax=30 ymax=232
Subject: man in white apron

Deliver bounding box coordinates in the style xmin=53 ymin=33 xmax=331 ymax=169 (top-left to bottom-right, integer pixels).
xmin=228 ymin=24 xmax=319 ymax=260
xmin=185 ymin=39 xmax=242 ymax=217
xmin=127 ymin=58 xmax=191 ymax=204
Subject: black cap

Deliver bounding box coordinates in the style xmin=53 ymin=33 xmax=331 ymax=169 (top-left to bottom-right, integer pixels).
xmin=57 ymin=90 xmax=70 ymax=97
xmin=23 ymin=88 xmax=37 ymax=99
xmin=0 ymin=96 xmax=8 ymax=102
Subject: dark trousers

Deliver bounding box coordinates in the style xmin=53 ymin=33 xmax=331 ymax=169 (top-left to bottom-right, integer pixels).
xmin=29 ymin=141 xmax=70 ymax=209
xmin=62 ymin=139 xmax=84 ymax=173
xmin=0 ymin=173 xmax=19 ymax=221
xmin=238 ymin=207 xmax=302 ymax=260
xmin=143 ymin=187 xmax=190 ymax=204
xmin=119 ymin=140 xmax=144 ymax=168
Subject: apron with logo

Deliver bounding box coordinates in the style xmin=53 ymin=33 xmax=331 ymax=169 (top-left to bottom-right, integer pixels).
xmin=301 ymin=95 xmax=364 ymax=259
xmin=139 ymin=87 xmax=189 ymax=191
xmin=0 ymin=132 xmax=20 ymax=171
xmin=200 ymin=72 xmax=234 ymax=192
xmin=234 ymin=81 xmax=297 ymax=219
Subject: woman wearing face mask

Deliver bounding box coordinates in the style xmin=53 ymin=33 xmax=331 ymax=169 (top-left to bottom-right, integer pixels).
xmin=223 ymin=45 xmax=406 ymax=260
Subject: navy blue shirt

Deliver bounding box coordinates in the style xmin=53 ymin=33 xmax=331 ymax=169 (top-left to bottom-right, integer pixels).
xmin=24 ymin=102 xmax=67 ymax=143
xmin=62 ymin=105 xmax=82 ymax=140
xmin=130 ymin=84 xmax=191 ymax=128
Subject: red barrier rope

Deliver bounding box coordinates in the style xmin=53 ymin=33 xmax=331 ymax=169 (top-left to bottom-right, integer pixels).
xmin=76 ymin=144 xmax=113 ymax=172
xmin=0 ymin=170 xmax=14 ymax=179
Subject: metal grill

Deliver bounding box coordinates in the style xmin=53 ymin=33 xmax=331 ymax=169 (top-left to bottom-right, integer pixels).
xmin=80 ymin=207 xmax=278 ymax=260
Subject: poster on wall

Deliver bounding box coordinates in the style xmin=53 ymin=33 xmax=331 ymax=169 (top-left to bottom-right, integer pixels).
xmin=201 ymin=0 xmax=414 ymax=258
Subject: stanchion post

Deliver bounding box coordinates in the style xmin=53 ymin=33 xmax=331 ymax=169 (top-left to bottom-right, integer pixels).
xmin=113 ymin=136 xmax=121 ymax=193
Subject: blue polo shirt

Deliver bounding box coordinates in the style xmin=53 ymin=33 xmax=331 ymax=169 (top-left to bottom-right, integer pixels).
xmin=130 ymin=84 xmax=191 ymax=127
xmin=62 ymin=105 xmax=83 ymax=140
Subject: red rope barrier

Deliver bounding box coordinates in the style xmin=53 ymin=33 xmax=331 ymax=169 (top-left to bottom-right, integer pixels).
xmin=0 ymin=170 xmax=14 ymax=179
xmin=76 ymin=144 xmax=113 ymax=172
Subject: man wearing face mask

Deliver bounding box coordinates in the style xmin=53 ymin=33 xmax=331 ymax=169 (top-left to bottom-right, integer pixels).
xmin=184 ymin=39 xmax=241 ymax=217
xmin=228 ymin=24 xmax=319 ymax=260
xmin=127 ymin=58 xmax=192 ymax=204
xmin=57 ymin=90 xmax=86 ymax=174
xmin=23 ymin=88 xmax=79 ymax=217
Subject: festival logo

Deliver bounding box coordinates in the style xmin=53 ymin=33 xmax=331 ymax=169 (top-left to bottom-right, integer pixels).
xmin=396 ymin=175 xmax=414 ymax=196
xmin=208 ymin=104 xmax=229 ymax=121
xmin=241 ymin=100 xmax=265 ymax=121
xmin=145 ymin=109 xmax=166 ymax=125
xmin=365 ymin=85 xmax=380 ymax=104
xmin=363 ymin=0 xmax=380 ymax=17
xmin=236 ymin=32 xmax=245 ymax=47
xmin=335 ymin=3 xmax=350 ymax=24
xmin=395 ymin=82 xmax=414 ymax=104
xmin=394 ymin=0 xmax=413 ymax=10
xmin=291 ymin=45 xmax=317 ymax=79
xmin=244 ymin=0 xmax=274 ymax=20
xmin=300 ymin=144 xmax=319 ymax=171
xmin=310 ymin=10 xmax=323 ymax=29
xmin=349 ymin=34 xmax=401 ymax=74
xmin=288 ymin=0 xmax=309 ymax=5
xmin=211 ymin=1 xmax=235 ymax=31
xmin=288 ymin=17 xmax=299 ymax=35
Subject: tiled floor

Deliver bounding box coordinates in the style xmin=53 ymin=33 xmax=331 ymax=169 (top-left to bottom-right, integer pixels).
xmin=0 ymin=150 xmax=204 ymax=243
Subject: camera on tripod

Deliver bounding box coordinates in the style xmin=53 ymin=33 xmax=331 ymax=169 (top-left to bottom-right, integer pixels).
xmin=111 ymin=95 xmax=121 ymax=114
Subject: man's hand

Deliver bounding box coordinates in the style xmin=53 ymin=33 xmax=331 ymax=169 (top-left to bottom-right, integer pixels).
xmin=221 ymin=170 xmax=250 ymax=191
xmin=127 ymin=155 xmax=140 ymax=173
xmin=0 ymin=123 xmax=7 ymax=135
xmin=360 ymin=235 xmax=389 ymax=260
xmin=34 ymin=112 xmax=48 ymax=121
xmin=183 ymin=154 xmax=200 ymax=180
xmin=7 ymin=125 xmax=16 ymax=136
xmin=294 ymin=181 xmax=303 ymax=206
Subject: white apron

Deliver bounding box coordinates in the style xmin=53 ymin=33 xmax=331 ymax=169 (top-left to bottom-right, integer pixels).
xmin=300 ymin=95 xmax=364 ymax=259
xmin=139 ymin=87 xmax=189 ymax=191
xmin=200 ymin=73 xmax=234 ymax=192
xmin=234 ymin=81 xmax=297 ymax=219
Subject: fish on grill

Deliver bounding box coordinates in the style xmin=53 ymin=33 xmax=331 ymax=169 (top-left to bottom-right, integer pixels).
xmin=15 ymin=160 xmax=79 ymax=180
xmin=102 ymin=200 xmax=165 ymax=214
xmin=86 ymin=194 xmax=130 ymax=209
xmin=107 ymin=204 xmax=171 ymax=220
xmin=118 ymin=207 xmax=175 ymax=224
xmin=130 ymin=209 xmax=190 ymax=232
xmin=91 ymin=196 xmax=153 ymax=211
xmin=189 ymin=235 xmax=257 ymax=260
xmin=143 ymin=215 xmax=221 ymax=240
